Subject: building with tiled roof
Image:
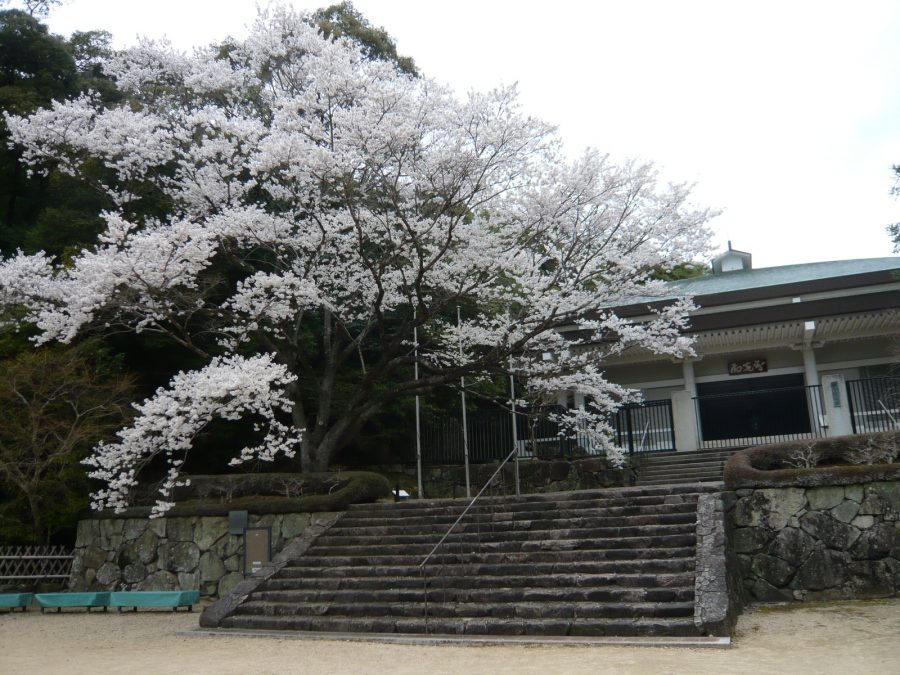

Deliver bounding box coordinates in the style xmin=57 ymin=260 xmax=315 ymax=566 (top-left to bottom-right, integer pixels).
xmin=591 ymin=248 xmax=899 ymax=453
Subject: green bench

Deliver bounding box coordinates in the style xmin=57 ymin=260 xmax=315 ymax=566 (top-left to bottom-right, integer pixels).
xmin=0 ymin=592 xmax=33 ymax=612
xmin=35 ymin=592 xmax=110 ymax=612
xmin=33 ymin=590 xmax=200 ymax=613
xmin=109 ymin=590 xmax=200 ymax=612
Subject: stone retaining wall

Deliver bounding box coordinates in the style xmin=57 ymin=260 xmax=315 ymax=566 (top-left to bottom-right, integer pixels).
xmin=69 ymin=511 xmax=336 ymax=598
xmin=694 ymin=493 xmax=743 ymax=635
xmin=726 ymin=481 xmax=899 ymax=602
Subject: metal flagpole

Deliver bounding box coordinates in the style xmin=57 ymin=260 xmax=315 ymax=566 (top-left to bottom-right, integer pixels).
xmin=414 ymin=310 xmax=424 ymax=500
xmin=509 ymin=369 xmax=520 ymax=497
xmin=457 ymin=305 xmax=471 ymax=498
xmin=508 ymin=307 xmax=520 ymax=496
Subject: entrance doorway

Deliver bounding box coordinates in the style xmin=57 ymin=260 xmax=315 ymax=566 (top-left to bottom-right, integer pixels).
xmin=695 ymin=373 xmax=812 ymax=442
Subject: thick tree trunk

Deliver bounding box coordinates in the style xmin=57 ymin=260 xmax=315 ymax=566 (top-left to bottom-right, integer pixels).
xmin=297 ymin=400 xmax=383 ymax=473
xmin=22 ymin=487 xmax=45 ymax=544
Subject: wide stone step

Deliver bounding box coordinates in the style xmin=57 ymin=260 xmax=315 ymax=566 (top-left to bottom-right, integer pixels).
xmin=637 ymin=474 xmax=724 ymax=485
xmin=275 ymin=557 xmax=695 ymax=580
xmin=251 ymin=585 xmax=695 ymax=605
xmin=639 ymin=460 xmax=728 ymax=474
xmin=639 ymin=477 xmax=725 ymax=486
xmin=329 ymin=507 xmax=696 ymax=536
xmin=260 ymin=571 xmax=696 ymax=592
xmin=343 ymin=490 xmax=714 ymax=521
xmin=307 ymin=533 xmax=696 ymax=559
xmin=639 ymin=452 xmax=734 ymax=466
xmin=294 ymin=541 xmax=697 ymax=567
xmin=635 ymin=449 xmax=736 ymax=461
xmin=347 ymin=484 xmax=716 ymax=512
xmin=219 ymin=613 xmax=701 ymax=637
xmin=313 ymin=514 xmax=696 ymax=551
xmin=638 ymin=473 xmax=723 ymax=484
xmin=233 ymin=599 xmax=695 ymax=620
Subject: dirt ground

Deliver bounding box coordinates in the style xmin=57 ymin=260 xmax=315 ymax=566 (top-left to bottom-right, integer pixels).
xmin=1 ymin=599 xmax=898 ymax=674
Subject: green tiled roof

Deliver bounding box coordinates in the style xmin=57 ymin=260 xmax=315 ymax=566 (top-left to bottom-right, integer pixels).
xmin=652 ymin=256 xmax=900 ymax=302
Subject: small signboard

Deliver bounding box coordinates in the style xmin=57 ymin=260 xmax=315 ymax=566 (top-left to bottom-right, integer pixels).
xmin=228 ymin=510 xmax=249 ymax=535
xmin=243 ymin=527 xmax=272 ymax=576
xmin=728 ymin=358 xmax=768 ymax=376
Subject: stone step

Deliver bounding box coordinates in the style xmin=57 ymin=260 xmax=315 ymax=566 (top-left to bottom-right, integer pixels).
xmin=312 ymin=514 xmax=696 ymax=552
xmin=637 ymin=472 xmax=724 ymax=484
xmin=233 ymin=599 xmax=696 ymax=620
xmin=251 ymin=585 xmax=695 ymax=605
xmin=294 ymin=543 xmax=697 ymax=568
xmin=329 ymin=509 xmax=696 ymax=536
xmin=347 ymin=484 xmax=718 ymax=513
xmin=274 ymin=557 xmax=695 ymax=580
xmin=307 ymin=532 xmax=696 ymax=559
xmin=639 ymin=477 xmax=725 ymax=486
xmin=638 ymin=459 xmax=729 ymax=473
xmin=219 ymin=614 xmax=701 ymax=637
xmin=260 ymin=571 xmax=696 ymax=592
xmin=638 ymin=451 xmax=735 ymax=465
xmin=344 ymin=489 xmax=716 ymax=520
xmin=635 ymin=448 xmax=738 ymax=461
xmin=321 ymin=508 xmax=699 ymax=542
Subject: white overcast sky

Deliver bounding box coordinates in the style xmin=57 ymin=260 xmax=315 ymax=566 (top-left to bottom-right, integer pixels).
xmin=36 ymin=0 xmax=900 ymax=268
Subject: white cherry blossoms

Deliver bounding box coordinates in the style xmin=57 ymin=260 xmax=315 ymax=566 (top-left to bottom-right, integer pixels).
xmin=84 ymin=354 xmax=300 ymax=516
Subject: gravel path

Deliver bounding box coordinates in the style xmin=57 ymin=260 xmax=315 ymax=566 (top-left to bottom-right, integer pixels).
xmin=1 ymin=599 xmax=898 ymax=674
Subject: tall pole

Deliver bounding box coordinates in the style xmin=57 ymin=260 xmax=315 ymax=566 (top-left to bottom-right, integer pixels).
xmin=457 ymin=305 xmax=471 ymax=498
xmin=509 ymin=368 xmax=520 ymax=497
xmin=508 ymin=307 xmax=520 ymax=496
xmin=414 ymin=310 xmax=424 ymax=500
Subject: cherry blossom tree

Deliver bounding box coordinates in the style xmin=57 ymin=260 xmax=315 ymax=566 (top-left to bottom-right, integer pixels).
xmin=0 ymin=5 xmax=712 ymax=514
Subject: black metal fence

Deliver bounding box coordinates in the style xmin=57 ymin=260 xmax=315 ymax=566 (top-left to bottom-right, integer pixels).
xmin=422 ymin=400 xmax=675 ymax=464
xmin=612 ymin=399 xmax=676 ymax=453
xmin=847 ymin=377 xmax=900 ymax=434
xmin=0 ymin=546 xmax=73 ymax=582
xmin=694 ymin=384 xmax=826 ymax=449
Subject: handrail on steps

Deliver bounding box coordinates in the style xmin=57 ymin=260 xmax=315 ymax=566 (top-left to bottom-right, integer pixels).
xmin=418 ymin=446 xmax=519 ymax=570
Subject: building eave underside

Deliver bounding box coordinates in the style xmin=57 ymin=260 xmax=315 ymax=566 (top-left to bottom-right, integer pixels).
xmin=593 ymin=309 xmax=900 ymax=366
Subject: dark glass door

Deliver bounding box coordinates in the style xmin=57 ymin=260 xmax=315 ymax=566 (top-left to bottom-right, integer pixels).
xmin=696 ymin=373 xmax=810 ymax=441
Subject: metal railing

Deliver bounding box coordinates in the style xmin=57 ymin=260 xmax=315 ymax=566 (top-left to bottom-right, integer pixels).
xmin=694 ymin=384 xmax=827 ymax=449
xmin=847 ymin=377 xmax=900 ymax=434
xmin=0 ymin=546 xmax=73 ymax=582
xmin=422 ymin=407 xmax=577 ymax=463
xmin=418 ymin=447 xmax=519 ymax=632
xmin=422 ymin=400 xmax=675 ymax=464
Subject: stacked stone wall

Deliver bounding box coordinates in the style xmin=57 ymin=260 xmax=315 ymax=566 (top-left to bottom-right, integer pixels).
xmin=726 ymin=481 xmax=899 ymax=602
xmin=69 ymin=512 xmax=334 ymax=598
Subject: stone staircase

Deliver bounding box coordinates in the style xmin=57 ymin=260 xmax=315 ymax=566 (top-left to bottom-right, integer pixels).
xmin=212 ymin=484 xmax=727 ymax=637
xmin=636 ymin=449 xmax=740 ymax=486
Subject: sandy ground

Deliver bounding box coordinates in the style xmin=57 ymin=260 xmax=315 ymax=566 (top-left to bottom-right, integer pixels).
xmin=1 ymin=599 xmax=898 ymax=674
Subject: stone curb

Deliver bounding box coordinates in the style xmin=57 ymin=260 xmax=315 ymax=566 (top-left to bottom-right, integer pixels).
xmin=182 ymin=628 xmax=732 ymax=649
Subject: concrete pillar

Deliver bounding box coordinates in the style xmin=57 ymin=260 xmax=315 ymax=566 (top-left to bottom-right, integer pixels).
xmin=801 ymin=320 xmax=820 ymax=387
xmin=802 ymin=346 xmax=820 ymax=388
xmin=821 ymin=373 xmax=853 ymax=437
xmin=682 ymin=359 xmax=697 ymax=398
xmin=671 ymin=390 xmax=699 ymax=452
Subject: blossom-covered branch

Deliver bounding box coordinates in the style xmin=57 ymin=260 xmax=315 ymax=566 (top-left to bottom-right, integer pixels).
xmin=83 ymin=354 xmax=300 ymax=516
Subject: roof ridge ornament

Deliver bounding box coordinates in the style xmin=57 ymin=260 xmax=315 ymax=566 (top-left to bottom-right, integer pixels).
xmin=712 ymin=244 xmax=752 ymax=275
